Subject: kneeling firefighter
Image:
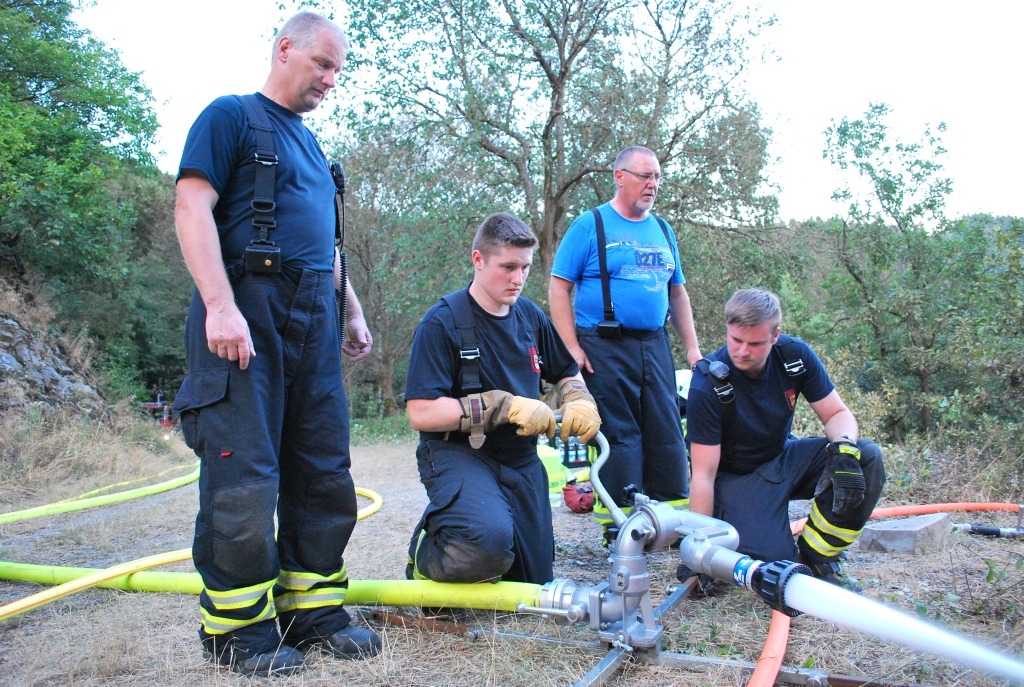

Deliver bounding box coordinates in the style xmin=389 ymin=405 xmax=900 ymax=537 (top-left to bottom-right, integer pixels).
xmin=403 ymin=213 xmax=602 ymax=586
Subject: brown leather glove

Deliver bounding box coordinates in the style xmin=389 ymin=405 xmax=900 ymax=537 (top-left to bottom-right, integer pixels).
xmin=508 ymin=396 xmax=558 ymax=439
xmin=555 ymin=378 xmax=601 ymax=443
xmin=459 ymin=390 xmax=556 ymax=448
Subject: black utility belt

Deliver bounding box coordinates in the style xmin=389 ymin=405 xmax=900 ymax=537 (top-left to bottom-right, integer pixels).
xmin=225 ymin=259 xmax=330 ymax=285
xmin=580 ymin=325 xmax=663 ymax=340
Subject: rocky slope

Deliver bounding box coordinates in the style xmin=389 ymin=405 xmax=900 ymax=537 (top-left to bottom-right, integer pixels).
xmin=0 ymin=313 xmax=106 ymax=419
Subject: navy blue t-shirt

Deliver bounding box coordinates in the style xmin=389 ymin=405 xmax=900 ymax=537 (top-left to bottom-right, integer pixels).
xmin=686 ymin=335 xmax=834 ymax=474
xmin=177 ymin=93 xmax=336 ymax=272
xmin=405 ymin=289 xmax=578 ymax=455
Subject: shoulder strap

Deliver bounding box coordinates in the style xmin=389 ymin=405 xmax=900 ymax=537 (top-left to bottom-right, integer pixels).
xmin=594 ymin=210 xmax=674 ymax=324
xmin=692 ymin=358 xmax=735 ymax=406
xmin=692 ymin=357 xmax=736 ymax=454
xmin=591 ymin=208 xmax=615 ymax=323
xmin=774 ymin=337 xmax=807 ymax=379
xmin=441 ymin=288 xmax=482 ymax=395
xmin=653 ymin=214 xmax=672 ymax=245
xmin=235 ymin=94 xmax=278 ymax=242
xmin=653 ymin=214 xmax=674 ymax=316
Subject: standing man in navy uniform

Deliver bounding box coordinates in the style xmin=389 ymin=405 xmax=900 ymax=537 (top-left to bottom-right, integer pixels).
xmin=405 ymin=213 xmax=601 ymax=587
xmin=173 ymin=12 xmax=379 ymax=677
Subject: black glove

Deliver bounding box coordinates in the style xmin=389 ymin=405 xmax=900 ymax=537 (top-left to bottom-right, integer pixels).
xmin=824 ymin=437 xmax=865 ymax=515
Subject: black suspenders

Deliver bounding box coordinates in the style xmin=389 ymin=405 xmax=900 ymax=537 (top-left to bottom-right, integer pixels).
xmin=441 ymin=289 xmax=483 ymax=395
xmin=590 ymin=207 xmax=674 ymax=326
xmin=441 ymin=288 xmax=543 ymax=397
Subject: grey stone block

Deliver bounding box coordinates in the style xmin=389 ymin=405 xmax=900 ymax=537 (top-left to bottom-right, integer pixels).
xmin=857 ymin=512 xmax=952 ymax=554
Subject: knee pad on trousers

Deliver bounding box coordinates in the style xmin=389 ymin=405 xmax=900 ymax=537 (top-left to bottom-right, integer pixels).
xmin=207 ymin=479 xmax=279 ymax=583
xmin=291 ymin=474 xmax=356 ymax=571
xmin=418 ymin=532 xmax=513 ymax=583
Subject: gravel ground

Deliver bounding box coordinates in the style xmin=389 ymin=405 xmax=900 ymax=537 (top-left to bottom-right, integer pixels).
xmin=0 ymin=439 xmax=1022 ymax=686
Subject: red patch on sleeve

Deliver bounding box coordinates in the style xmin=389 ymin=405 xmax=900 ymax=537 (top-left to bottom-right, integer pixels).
xmin=784 ymin=388 xmax=797 ymax=410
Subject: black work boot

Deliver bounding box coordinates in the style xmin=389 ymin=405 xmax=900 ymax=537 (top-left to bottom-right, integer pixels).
xmin=675 ymin=563 xmax=728 ymax=597
xmin=201 ymin=631 xmax=304 ymax=677
xmin=803 ymin=557 xmax=863 ymax=593
xmin=285 ymin=624 xmax=382 ymax=660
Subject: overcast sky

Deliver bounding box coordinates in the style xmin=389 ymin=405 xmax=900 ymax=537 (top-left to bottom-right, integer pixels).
xmin=74 ymin=0 xmax=1023 ymax=222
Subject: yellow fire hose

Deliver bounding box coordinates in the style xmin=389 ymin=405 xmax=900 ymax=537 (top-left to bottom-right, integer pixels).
xmin=50 ymin=463 xmax=198 ymax=504
xmin=0 ymin=558 xmax=541 ymax=619
xmin=0 ymin=480 xmax=384 ymax=621
xmin=0 ymin=463 xmax=201 ymax=526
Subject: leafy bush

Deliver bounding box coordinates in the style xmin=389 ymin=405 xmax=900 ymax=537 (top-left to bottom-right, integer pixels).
xmin=350 ymin=413 xmax=417 ymax=445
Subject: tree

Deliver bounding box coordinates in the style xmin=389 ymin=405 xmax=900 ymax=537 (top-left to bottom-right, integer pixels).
xmin=115 ymin=173 xmax=192 ymax=395
xmin=342 ymin=0 xmax=777 ymax=276
xmin=0 ymin=0 xmax=158 ymax=277
xmin=0 ymin=0 xmax=173 ymax=397
xmin=325 ymin=120 xmax=505 ymax=415
xmin=821 ymin=103 xmax=986 ymax=440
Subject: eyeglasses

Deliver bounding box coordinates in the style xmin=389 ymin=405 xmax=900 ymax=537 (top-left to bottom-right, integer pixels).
xmin=619 ymin=168 xmax=663 ymax=183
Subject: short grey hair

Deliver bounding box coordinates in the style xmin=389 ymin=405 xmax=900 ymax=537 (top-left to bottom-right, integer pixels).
xmin=614 ymin=145 xmax=656 ymax=170
xmin=273 ymin=12 xmax=349 ymax=59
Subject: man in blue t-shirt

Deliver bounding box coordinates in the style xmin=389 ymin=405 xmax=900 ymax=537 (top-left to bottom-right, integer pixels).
xmin=172 ymin=12 xmax=378 ymax=677
xmin=687 ymin=289 xmax=886 ymax=591
xmin=405 ymin=213 xmax=601 ymax=590
xmin=549 ymin=146 xmax=700 ymax=541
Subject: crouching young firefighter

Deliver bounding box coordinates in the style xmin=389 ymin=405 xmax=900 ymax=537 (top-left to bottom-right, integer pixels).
xmin=404 ymin=213 xmax=602 ymax=595
xmin=686 ymin=289 xmax=886 ymax=591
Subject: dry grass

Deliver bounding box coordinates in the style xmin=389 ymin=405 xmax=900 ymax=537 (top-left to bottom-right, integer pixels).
xmin=1 ymin=417 xmax=1023 ymax=687
xmin=0 ymin=278 xmax=54 ymax=331
xmin=0 ymin=405 xmax=181 ymax=508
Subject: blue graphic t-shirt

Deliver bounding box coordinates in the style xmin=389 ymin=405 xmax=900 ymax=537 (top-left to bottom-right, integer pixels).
xmin=551 ymin=203 xmax=685 ymax=330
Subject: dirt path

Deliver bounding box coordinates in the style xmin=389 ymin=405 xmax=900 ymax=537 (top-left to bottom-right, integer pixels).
xmin=0 ymin=440 xmax=1021 ymax=686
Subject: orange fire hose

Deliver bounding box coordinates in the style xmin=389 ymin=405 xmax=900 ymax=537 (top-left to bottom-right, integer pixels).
xmin=746 ymin=501 xmax=1022 ymax=687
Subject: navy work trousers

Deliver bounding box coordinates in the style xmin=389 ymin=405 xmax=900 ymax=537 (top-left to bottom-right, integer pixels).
xmin=578 ymin=327 xmax=689 ymax=508
xmin=176 ymin=266 xmax=356 ymax=643
xmin=714 ymin=437 xmax=885 ymax=563
xmin=409 ymin=439 xmax=554 ymax=585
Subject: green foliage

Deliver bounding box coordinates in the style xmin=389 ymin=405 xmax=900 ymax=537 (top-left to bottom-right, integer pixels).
xmin=349 ymin=413 xmax=418 ymax=446
xmin=878 ymin=422 xmax=1023 ymax=504
xmin=972 ymin=554 xmax=1023 ymax=626
xmin=675 ymin=219 xmax=809 ymax=352
xmin=340 ymin=0 xmax=777 ymax=274
xmin=812 ymin=104 xmax=1024 ymax=445
xmin=0 ymin=1 xmax=189 ymax=396
xmin=109 ymin=174 xmax=191 ymax=393
xmin=326 ymin=119 xmax=495 ymax=415
xmin=0 ymin=0 xmax=157 ymax=159
xmin=0 ymin=0 xmax=159 ymax=278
